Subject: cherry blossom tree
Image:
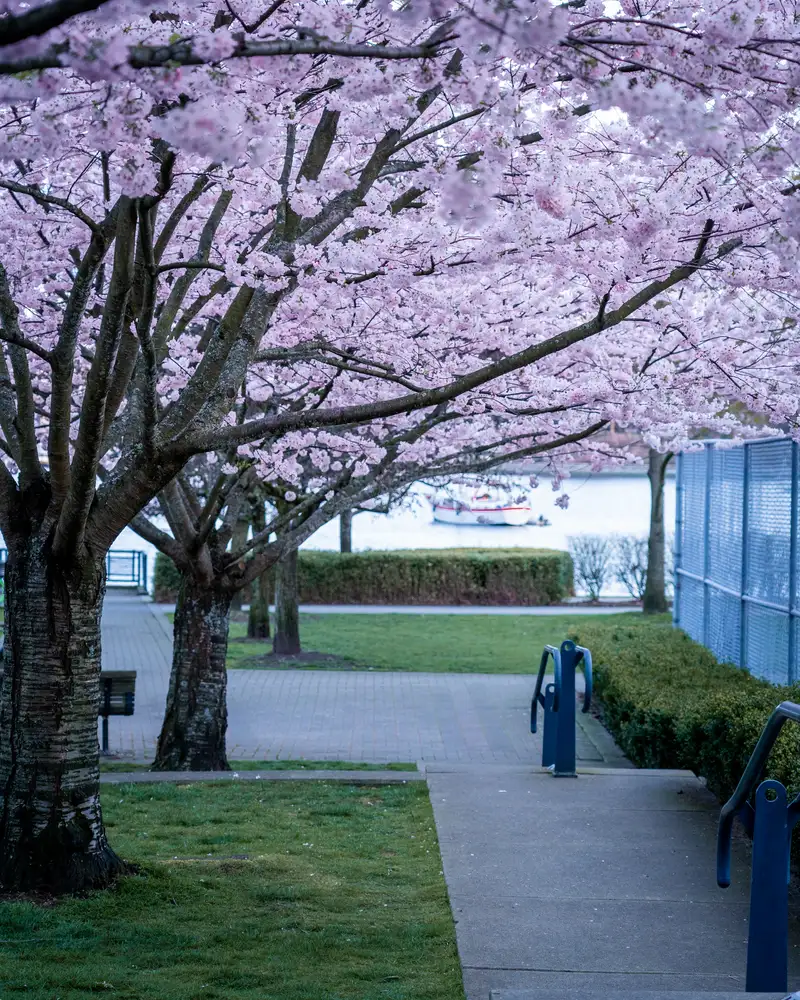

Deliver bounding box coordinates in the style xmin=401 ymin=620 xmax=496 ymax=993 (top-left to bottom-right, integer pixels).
xmin=0 ymin=0 xmax=798 ymax=892
xmin=137 ymin=331 xmax=779 ymax=774
xmin=132 ymin=414 xmax=612 ymax=771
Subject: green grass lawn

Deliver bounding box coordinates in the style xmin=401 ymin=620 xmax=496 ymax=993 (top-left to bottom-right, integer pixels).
xmin=100 ymin=759 xmax=418 ymax=773
xmin=0 ymin=782 xmax=462 ymax=1000
xmin=225 ymin=612 xmax=657 ymax=673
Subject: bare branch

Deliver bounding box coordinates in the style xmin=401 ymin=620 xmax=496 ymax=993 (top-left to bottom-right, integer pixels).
xmin=154 ymin=170 xmax=215 ymax=263
xmin=0 ymin=179 xmax=100 ymax=233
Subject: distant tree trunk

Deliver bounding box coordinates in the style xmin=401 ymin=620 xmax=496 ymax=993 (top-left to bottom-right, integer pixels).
xmin=273 ymin=546 xmax=301 ymax=655
xmin=340 ymin=509 xmax=353 ymax=553
xmin=153 ymin=574 xmax=232 ymax=771
xmin=643 ymin=448 xmax=672 ymax=614
xmin=228 ymin=517 xmax=249 ymax=612
xmin=0 ymin=530 xmax=126 ymax=893
xmin=247 ymin=569 xmax=271 ymax=639
xmin=246 ymin=496 xmax=270 ymax=639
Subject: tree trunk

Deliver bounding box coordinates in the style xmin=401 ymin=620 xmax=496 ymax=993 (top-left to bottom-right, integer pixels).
xmin=340 ymin=510 xmax=353 ymax=553
xmin=247 ymin=570 xmax=271 ymax=639
xmin=228 ymin=518 xmax=249 ymax=612
xmin=273 ymin=547 xmax=301 ymax=655
xmin=0 ymin=534 xmax=126 ymax=893
xmin=643 ymin=448 xmax=672 ymax=614
xmin=153 ymin=575 xmax=232 ymax=771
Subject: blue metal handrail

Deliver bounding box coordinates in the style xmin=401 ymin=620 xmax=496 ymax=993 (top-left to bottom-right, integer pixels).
xmin=531 ymin=642 xmax=592 ymax=730
xmin=0 ymin=547 xmax=147 ymax=592
xmin=717 ymin=700 xmax=800 ymax=887
xmin=530 ymin=640 xmax=592 ymax=777
xmin=717 ymin=699 xmax=800 ymax=992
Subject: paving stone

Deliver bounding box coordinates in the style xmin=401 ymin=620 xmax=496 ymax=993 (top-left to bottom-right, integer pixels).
xmin=490 ymin=991 xmax=786 ymax=1000
xmin=100 ymin=595 xmax=625 ymax=765
xmin=466 ymin=971 xmax=756 ymax=996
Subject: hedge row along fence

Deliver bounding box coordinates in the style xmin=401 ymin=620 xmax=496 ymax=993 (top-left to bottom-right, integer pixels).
xmin=155 ymin=548 xmax=574 ymax=606
xmin=570 ymin=618 xmax=800 ymax=808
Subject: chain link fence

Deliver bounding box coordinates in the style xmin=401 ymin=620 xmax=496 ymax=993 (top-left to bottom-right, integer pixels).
xmin=675 ymin=438 xmax=799 ymax=684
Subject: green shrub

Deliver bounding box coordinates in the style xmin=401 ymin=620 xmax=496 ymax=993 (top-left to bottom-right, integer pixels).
xmin=154 ymin=548 xmax=573 ymax=606
xmin=153 ymin=552 xmax=183 ymax=602
xmin=297 ymin=548 xmax=573 ymax=606
xmin=571 ymin=617 xmax=800 ymax=804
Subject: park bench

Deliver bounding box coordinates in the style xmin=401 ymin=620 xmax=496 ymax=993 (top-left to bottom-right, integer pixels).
xmin=99 ymin=670 xmax=136 ymax=754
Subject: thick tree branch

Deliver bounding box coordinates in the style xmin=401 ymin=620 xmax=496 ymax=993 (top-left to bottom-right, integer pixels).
xmin=0 ymin=347 xmax=21 ymax=465
xmin=156 ymin=284 xmax=258 ymax=440
xmin=0 ymin=0 xmax=112 ymax=45
xmin=186 ymin=235 xmax=742 ymax=452
xmin=0 ymin=456 xmax=19 ymax=538
xmin=0 ymin=25 xmax=457 ymax=76
xmin=152 ymin=189 xmax=233 ymax=360
xmin=49 ymin=203 xmax=120 ymax=501
xmin=54 ymin=197 xmax=137 ymax=557
xmin=0 ymin=264 xmax=41 ymax=486
xmin=128 ymin=510 xmax=185 ymax=565
xmin=297 ymin=109 xmax=341 ymax=184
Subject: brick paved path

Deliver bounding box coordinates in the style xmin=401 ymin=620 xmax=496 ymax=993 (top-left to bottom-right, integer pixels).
xmin=100 ymin=593 xmax=615 ymax=765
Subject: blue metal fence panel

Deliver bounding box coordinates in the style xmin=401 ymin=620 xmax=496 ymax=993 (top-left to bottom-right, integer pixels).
xmin=680 ymin=451 xmax=708 ymax=578
xmin=675 ymin=438 xmax=800 ymax=684
xmin=678 ymin=574 xmax=705 ymax=644
xmin=746 ymin=440 xmax=792 ymax=607
xmin=745 ymin=603 xmax=791 ymax=684
xmin=708 ymin=447 xmax=744 ymax=591
xmin=708 ymin=587 xmax=742 ymax=668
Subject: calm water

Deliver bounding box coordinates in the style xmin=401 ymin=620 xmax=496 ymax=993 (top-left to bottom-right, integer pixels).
xmin=114 ymin=473 xmax=676 ymax=598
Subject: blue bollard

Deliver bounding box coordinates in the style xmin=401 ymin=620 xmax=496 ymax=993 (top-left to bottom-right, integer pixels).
xmin=541 ymin=684 xmax=557 ymax=769
xmin=554 ymin=641 xmax=577 ymax=777
xmin=745 ymin=779 xmax=789 ymax=993
xmin=531 ymin=640 xmax=591 ymax=778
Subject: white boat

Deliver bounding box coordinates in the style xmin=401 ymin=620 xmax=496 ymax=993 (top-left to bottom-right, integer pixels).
xmin=430 ymin=487 xmax=533 ymax=526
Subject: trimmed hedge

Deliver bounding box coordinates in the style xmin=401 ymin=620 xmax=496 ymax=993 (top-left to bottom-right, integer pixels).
xmin=154 ymin=547 xmax=574 ymax=606
xmin=571 ymin=617 xmax=800 ymax=804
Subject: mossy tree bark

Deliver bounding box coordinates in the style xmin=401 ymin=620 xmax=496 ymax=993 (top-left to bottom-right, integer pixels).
xmin=153 ymin=574 xmax=233 ymax=771
xmin=0 ymin=528 xmax=126 ymax=893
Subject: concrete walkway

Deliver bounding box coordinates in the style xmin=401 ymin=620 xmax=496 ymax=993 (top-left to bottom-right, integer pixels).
xmin=428 ymin=765 xmax=800 ymax=999
xmin=155 ymin=601 xmax=641 ymax=616
xmin=102 ymin=593 xmax=797 ymax=1000
xmin=100 ymin=594 xmax=614 ymax=764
